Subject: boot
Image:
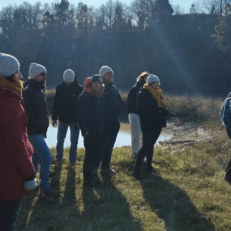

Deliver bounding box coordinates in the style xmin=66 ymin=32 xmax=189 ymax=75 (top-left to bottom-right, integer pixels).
xmin=83 ymin=164 xmax=96 ymax=187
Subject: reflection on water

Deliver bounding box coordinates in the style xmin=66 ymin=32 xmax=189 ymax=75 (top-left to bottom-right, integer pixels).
xmin=46 ymin=123 xmax=172 ymax=148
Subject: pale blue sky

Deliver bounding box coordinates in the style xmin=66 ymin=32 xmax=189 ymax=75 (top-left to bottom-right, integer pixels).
xmin=0 ymin=0 xmax=194 ymax=12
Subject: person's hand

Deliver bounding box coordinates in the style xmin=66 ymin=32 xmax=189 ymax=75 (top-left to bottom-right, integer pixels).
xmin=24 ymin=178 xmax=37 ymax=190
xmin=85 ymin=132 xmax=89 ymax=136
xmin=52 ymin=120 xmax=57 ymax=127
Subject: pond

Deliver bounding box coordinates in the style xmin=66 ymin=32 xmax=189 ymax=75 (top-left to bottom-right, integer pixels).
xmin=45 ymin=123 xmax=173 ymax=148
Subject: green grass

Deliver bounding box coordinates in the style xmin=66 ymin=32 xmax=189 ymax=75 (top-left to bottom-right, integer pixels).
xmin=15 ymin=127 xmax=231 ymax=230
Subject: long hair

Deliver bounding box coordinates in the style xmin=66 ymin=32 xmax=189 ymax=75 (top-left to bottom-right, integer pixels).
xmin=137 ymin=71 xmax=149 ymax=81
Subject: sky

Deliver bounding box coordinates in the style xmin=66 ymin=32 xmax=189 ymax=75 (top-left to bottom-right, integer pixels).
xmin=0 ymin=0 xmax=194 ymax=12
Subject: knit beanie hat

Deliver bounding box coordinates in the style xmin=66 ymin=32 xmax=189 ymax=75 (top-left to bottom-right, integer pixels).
xmin=147 ymin=74 xmax=160 ymax=85
xmin=28 ymin=63 xmax=47 ymax=79
xmin=99 ymin=66 xmax=114 ymax=77
xmin=91 ymin=74 xmax=103 ymax=83
xmin=63 ymin=69 xmax=75 ymax=82
xmin=0 ymin=53 xmax=20 ymax=77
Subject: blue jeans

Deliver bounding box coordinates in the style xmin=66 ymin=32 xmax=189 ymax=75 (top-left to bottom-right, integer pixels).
xmin=29 ymin=135 xmax=52 ymax=192
xmin=56 ymin=121 xmax=79 ymax=165
xmin=0 ymin=198 xmax=22 ymax=231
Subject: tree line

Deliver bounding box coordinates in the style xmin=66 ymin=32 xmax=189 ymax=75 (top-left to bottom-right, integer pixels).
xmin=1 ymin=0 xmax=231 ymax=96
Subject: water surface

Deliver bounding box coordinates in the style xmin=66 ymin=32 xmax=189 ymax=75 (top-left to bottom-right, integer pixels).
xmin=46 ymin=123 xmax=172 ymax=148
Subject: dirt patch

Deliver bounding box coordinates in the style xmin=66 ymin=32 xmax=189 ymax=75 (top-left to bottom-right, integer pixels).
xmin=160 ymin=118 xmax=213 ymax=147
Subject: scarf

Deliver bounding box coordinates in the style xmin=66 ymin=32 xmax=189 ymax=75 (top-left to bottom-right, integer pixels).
xmin=103 ymin=79 xmax=114 ymax=89
xmin=143 ymin=83 xmax=166 ymax=108
xmin=0 ymin=75 xmax=23 ymax=96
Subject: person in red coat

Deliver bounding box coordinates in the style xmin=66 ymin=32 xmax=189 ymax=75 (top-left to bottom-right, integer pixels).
xmin=0 ymin=53 xmax=37 ymax=231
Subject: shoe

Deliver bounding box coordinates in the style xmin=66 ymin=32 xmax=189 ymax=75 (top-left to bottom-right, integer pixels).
xmin=146 ymin=168 xmax=155 ymax=175
xmin=93 ymin=167 xmax=98 ymax=175
xmin=83 ymin=164 xmax=96 ymax=187
xmin=67 ymin=165 xmax=75 ymax=171
xmin=101 ymin=168 xmax=116 ymax=174
xmin=132 ymin=170 xmax=142 ymax=179
xmin=225 ymin=175 xmax=231 ymax=185
xmin=39 ymin=191 xmax=55 ymax=203
xmin=55 ymin=161 xmax=62 ymax=166
xmin=49 ymin=170 xmax=56 ymax=178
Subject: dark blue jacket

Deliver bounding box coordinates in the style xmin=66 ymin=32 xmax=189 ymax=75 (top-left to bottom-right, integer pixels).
xmin=220 ymin=92 xmax=231 ymax=127
xmin=104 ymin=84 xmax=123 ymax=125
xmin=137 ymin=88 xmax=166 ymax=132
xmin=127 ymin=79 xmax=146 ymax=114
xmin=23 ymin=80 xmax=49 ymax=136
xmin=77 ymin=91 xmax=108 ymax=136
xmin=52 ymin=80 xmax=83 ymax=123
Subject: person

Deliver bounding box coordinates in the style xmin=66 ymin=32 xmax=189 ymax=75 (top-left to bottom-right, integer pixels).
xmin=93 ymin=66 xmax=123 ymax=174
xmin=77 ymin=75 xmax=108 ymax=187
xmin=127 ymin=71 xmax=149 ymax=159
xmin=132 ymin=74 xmax=169 ymax=179
xmin=0 ymin=53 xmax=37 ymax=231
xmin=23 ymin=63 xmax=54 ymax=203
xmin=52 ymin=69 xmax=83 ymax=170
xmin=220 ymin=92 xmax=231 ymax=184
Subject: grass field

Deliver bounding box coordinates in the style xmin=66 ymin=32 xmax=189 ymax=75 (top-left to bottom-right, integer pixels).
xmin=15 ymin=126 xmax=231 ymax=231
xmin=15 ymin=91 xmax=231 ymax=230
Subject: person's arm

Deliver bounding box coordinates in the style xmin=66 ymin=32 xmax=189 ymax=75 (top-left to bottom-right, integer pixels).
xmin=23 ymin=89 xmax=40 ymax=128
xmin=52 ymin=86 xmax=60 ymax=121
xmin=127 ymin=88 xmax=136 ymax=112
xmin=0 ymin=99 xmax=35 ymax=178
xmin=76 ymin=95 xmax=89 ymax=135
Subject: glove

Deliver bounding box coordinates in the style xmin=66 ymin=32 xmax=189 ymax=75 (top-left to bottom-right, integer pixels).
xmin=25 ymin=178 xmax=37 ymax=190
xmin=52 ymin=120 xmax=57 ymax=127
xmin=74 ymin=122 xmax=79 ymax=130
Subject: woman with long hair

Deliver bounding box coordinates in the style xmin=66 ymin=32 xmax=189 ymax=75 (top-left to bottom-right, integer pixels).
xmin=0 ymin=53 xmax=36 ymax=230
xmin=132 ymin=74 xmax=169 ymax=179
xmin=77 ymin=75 xmax=108 ymax=187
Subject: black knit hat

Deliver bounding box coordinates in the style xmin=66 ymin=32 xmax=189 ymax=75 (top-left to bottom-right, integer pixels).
xmin=91 ymin=74 xmax=103 ymax=83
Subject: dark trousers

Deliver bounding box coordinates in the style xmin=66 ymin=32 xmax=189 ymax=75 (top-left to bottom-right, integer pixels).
xmin=226 ymin=126 xmax=231 ymax=175
xmin=134 ymin=127 xmax=162 ymax=172
xmin=0 ymin=198 xmax=22 ymax=231
xmin=95 ymin=121 xmax=120 ymax=169
xmin=84 ymin=134 xmax=105 ymax=165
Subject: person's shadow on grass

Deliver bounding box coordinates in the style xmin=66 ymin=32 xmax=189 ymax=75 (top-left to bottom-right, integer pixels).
xmin=138 ymin=172 xmax=215 ymax=231
xmin=81 ymin=172 xmax=142 ymax=231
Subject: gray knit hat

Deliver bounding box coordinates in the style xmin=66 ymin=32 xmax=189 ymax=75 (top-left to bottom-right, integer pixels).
xmin=63 ymin=69 xmax=75 ymax=82
xmin=99 ymin=66 xmax=114 ymax=77
xmin=0 ymin=53 xmax=20 ymax=77
xmin=147 ymin=74 xmax=160 ymax=85
xmin=28 ymin=63 xmax=47 ymax=79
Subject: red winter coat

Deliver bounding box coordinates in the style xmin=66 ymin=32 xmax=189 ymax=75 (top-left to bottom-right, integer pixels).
xmin=0 ymin=84 xmax=35 ymax=200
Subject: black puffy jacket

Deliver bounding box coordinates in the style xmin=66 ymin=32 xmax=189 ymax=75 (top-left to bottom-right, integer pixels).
xmin=52 ymin=81 xmax=83 ymax=123
xmin=23 ymin=80 xmax=49 ymax=136
xmin=127 ymin=79 xmax=146 ymax=114
xmin=104 ymin=84 xmax=123 ymax=125
xmin=137 ymin=88 xmax=166 ymax=132
xmin=77 ymin=90 xmax=108 ymax=136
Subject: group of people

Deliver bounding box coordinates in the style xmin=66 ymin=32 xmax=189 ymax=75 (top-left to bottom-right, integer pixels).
xmin=0 ymin=52 xmax=169 ymax=231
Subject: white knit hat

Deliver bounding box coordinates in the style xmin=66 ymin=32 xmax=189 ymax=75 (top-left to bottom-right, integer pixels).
xmin=99 ymin=66 xmax=114 ymax=77
xmin=147 ymin=74 xmax=160 ymax=85
xmin=28 ymin=63 xmax=47 ymax=79
xmin=63 ymin=69 xmax=75 ymax=82
xmin=0 ymin=53 xmax=20 ymax=77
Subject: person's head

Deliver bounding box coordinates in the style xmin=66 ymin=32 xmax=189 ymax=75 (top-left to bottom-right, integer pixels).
xmin=99 ymin=66 xmax=114 ymax=82
xmin=63 ymin=69 xmax=75 ymax=86
xmin=91 ymin=75 xmax=104 ymax=91
xmin=28 ymin=63 xmax=47 ymax=85
xmin=146 ymin=74 xmax=160 ymax=89
xmin=137 ymin=71 xmax=149 ymax=82
xmin=0 ymin=53 xmax=22 ymax=82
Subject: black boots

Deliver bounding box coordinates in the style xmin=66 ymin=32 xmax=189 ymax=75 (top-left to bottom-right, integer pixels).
xmin=83 ymin=164 xmax=96 ymax=187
